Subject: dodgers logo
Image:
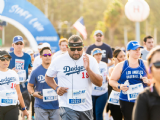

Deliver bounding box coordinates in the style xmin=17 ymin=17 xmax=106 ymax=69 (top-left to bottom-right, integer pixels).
xmin=37 ymin=75 xmax=45 ymax=83
xmin=0 ymin=77 xmax=16 ymax=85
xmin=0 ymin=0 xmax=5 ymax=14
xmin=132 ymin=43 xmax=139 ymax=46
xmin=63 ymin=65 xmax=85 ymax=76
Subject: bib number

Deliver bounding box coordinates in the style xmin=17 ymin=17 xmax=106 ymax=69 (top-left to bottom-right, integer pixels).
xmin=108 ymin=90 xmax=120 ymax=105
xmin=127 ymin=83 xmax=144 ymax=100
xmin=43 ymin=89 xmax=58 ymax=102
xmin=67 ymin=89 xmax=86 ymax=105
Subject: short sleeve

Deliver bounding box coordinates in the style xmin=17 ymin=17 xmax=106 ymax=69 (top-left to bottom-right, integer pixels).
xmin=108 ymin=47 xmax=113 ymax=59
xmin=28 ymin=70 xmax=36 ymax=85
xmin=46 ymin=59 xmax=58 ymax=77
xmin=90 ymin=56 xmax=101 ymax=75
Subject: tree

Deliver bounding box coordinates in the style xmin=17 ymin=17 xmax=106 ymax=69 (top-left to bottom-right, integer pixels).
xmin=104 ymin=0 xmax=123 ymax=45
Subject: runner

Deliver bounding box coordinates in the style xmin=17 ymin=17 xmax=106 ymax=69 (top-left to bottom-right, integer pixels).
xmin=108 ymin=49 xmax=125 ymax=120
xmin=28 ymin=47 xmax=60 ymax=120
xmin=86 ymin=30 xmax=113 ymax=66
xmin=91 ymin=48 xmax=108 ymax=120
xmin=0 ymin=50 xmax=29 ymax=120
xmin=109 ymin=41 xmax=150 ymax=120
xmin=141 ymin=36 xmax=154 ymax=60
xmin=45 ymin=35 xmax=103 ymax=120
xmin=52 ymin=38 xmax=68 ymax=60
xmin=132 ymin=46 xmax=160 ymax=120
xmin=8 ymin=35 xmax=33 ymax=119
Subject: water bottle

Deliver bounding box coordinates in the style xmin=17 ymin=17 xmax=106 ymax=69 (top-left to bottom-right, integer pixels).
xmin=122 ymin=80 xmax=129 ymax=94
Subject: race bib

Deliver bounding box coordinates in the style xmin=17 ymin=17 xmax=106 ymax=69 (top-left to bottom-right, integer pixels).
xmin=15 ymin=59 xmax=25 ymax=70
xmin=67 ymin=89 xmax=86 ymax=105
xmin=17 ymin=70 xmax=26 ymax=82
xmin=127 ymin=83 xmax=144 ymax=101
xmin=93 ymin=82 xmax=108 ymax=92
xmin=43 ymin=89 xmax=58 ymax=102
xmin=0 ymin=90 xmax=18 ymax=105
xmin=108 ymin=90 xmax=120 ymax=105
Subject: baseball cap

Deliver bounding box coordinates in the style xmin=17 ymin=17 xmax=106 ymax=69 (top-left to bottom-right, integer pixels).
xmin=94 ymin=30 xmax=103 ymax=36
xmin=41 ymin=43 xmax=51 ymax=49
xmin=13 ymin=36 xmax=23 ymax=43
xmin=0 ymin=50 xmax=12 ymax=58
xmin=92 ymin=49 xmax=102 ymax=56
xmin=127 ymin=41 xmax=143 ymax=51
xmin=26 ymin=49 xmax=34 ymax=55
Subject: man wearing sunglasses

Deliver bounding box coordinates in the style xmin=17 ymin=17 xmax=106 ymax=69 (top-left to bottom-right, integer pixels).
xmin=0 ymin=50 xmax=29 ymax=120
xmin=28 ymin=47 xmax=60 ymax=120
xmin=86 ymin=30 xmax=113 ymax=66
xmin=8 ymin=35 xmax=33 ymax=119
xmin=45 ymin=35 xmax=103 ymax=120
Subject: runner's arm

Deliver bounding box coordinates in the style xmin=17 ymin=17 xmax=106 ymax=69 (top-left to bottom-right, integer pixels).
xmin=45 ymin=75 xmax=58 ymax=90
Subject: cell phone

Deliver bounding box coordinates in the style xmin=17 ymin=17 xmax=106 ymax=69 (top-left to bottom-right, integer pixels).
xmin=38 ymin=93 xmax=43 ymax=96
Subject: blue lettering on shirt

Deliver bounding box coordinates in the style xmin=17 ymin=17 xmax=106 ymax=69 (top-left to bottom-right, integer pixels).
xmin=0 ymin=77 xmax=16 ymax=85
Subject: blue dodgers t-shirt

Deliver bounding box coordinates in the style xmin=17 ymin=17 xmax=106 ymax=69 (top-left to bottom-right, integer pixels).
xmin=8 ymin=52 xmax=32 ymax=92
xmin=86 ymin=43 xmax=113 ymax=63
xmin=29 ymin=65 xmax=59 ymax=110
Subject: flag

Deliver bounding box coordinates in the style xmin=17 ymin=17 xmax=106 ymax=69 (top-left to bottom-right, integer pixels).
xmin=73 ymin=17 xmax=87 ymax=40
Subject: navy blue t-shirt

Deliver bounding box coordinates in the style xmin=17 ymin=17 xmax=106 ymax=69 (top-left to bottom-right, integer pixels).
xmin=29 ymin=65 xmax=59 ymax=110
xmin=8 ymin=52 xmax=32 ymax=92
xmin=86 ymin=43 xmax=113 ymax=63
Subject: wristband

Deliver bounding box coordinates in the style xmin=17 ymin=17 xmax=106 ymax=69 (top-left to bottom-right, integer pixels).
xmin=22 ymin=107 xmax=26 ymax=111
xmin=31 ymin=92 xmax=34 ymax=96
xmin=118 ymin=84 xmax=121 ymax=89
xmin=55 ymin=86 xmax=59 ymax=93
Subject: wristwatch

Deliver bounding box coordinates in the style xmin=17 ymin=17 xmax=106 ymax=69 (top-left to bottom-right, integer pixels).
xmin=22 ymin=107 xmax=26 ymax=111
xmin=117 ymin=84 xmax=121 ymax=89
xmin=55 ymin=86 xmax=59 ymax=93
xmin=31 ymin=92 xmax=34 ymax=96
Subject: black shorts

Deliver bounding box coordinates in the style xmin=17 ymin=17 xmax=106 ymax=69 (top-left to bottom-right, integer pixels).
xmin=0 ymin=105 xmax=19 ymax=120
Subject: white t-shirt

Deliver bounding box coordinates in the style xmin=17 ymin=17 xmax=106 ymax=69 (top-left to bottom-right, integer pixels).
xmin=92 ymin=61 xmax=108 ymax=96
xmin=0 ymin=69 xmax=19 ymax=106
xmin=33 ymin=55 xmax=42 ymax=70
xmin=46 ymin=52 xmax=101 ymax=111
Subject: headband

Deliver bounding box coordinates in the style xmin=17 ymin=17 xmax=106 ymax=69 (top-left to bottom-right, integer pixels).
xmin=68 ymin=42 xmax=83 ymax=47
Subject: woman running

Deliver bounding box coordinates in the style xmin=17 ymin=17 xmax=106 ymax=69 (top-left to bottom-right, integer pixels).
xmin=91 ymin=48 xmax=108 ymax=120
xmin=108 ymin=49 xmax=125 ymax=120
xmin=132 ymin=46 xmax=160 ymax=120
xmin=109 ymin=41 xmax=150 ymax=120
xmin=0 ymin=50 xmax=29 ymax=120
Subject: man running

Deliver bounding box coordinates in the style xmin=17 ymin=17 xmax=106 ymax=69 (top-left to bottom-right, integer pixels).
xmin=28 ymin=47 xmax=60 ymax=120
xmin=8 ymin=35 xmax=33 ymax=119
xmin=45 ymin=35 xmax=103 ymax=120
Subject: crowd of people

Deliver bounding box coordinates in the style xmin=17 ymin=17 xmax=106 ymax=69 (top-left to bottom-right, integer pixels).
xmin=0 ymin=30 xmax=159 ymax=120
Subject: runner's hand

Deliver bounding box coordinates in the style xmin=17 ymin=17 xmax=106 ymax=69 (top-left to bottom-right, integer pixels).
xmin=12 ymin=67 xmax=18 ymax=73
xmin=33 ymin=92 xmax=43 ymax=99
xmin=120 ymin=84 xmax=129 ymax=92
xmin=142 ymin=77 xmax=150 ymax=84
xmin=83 ymin=54 xmax=90 ymax=71
xmin=57 ymin=87 xmax=68 ymax=96
xmin=22 ymin=110 xmax=29 ymax=119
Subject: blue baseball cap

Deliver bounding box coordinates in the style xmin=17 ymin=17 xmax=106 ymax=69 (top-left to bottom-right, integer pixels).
xmin=13 ymin=36 xmax=23 ymax=43
xmin=127 ymin=41 xmax=143 ymax=51
xmin=92 ymin=49 xmax=102 ymax=56
xmin=94 ymin=30 xmax=103 ymax=36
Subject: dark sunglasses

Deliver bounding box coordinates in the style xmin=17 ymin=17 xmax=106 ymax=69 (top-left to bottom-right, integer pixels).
xmin=15 ymin=42 xmax=23 ymax=45
xmin=150 ymin=61 xmax=160 ymax=68
xmin=42 ymin=54 xmax=52 ymax=57
xmin=96 ymin=35 xmax=102 ymax=37
xmin=0 ymin=57 xmax=11 ymax=61
xmin=69 ymin=47 xmax=83 ymax=51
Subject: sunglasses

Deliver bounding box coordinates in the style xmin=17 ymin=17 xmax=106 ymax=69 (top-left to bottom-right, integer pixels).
xmin=150 ymin=61 xmax=160 ymax=68
xmin=0 ymin=57 xmax=11 ymax=61
xmin=42 ymin=54 xmax=52 ymax=57
xmin=69 ymin=47 xmax=83 ymax=51
xmin=15 ymin=42 xmax=23 ymax=45
xmin=96 ymin=35 xmax=102 ymax=37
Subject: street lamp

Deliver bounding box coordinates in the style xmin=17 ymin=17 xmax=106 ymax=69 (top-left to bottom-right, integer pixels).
xmin=125 ymin=0 xmax=150 ymax=44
